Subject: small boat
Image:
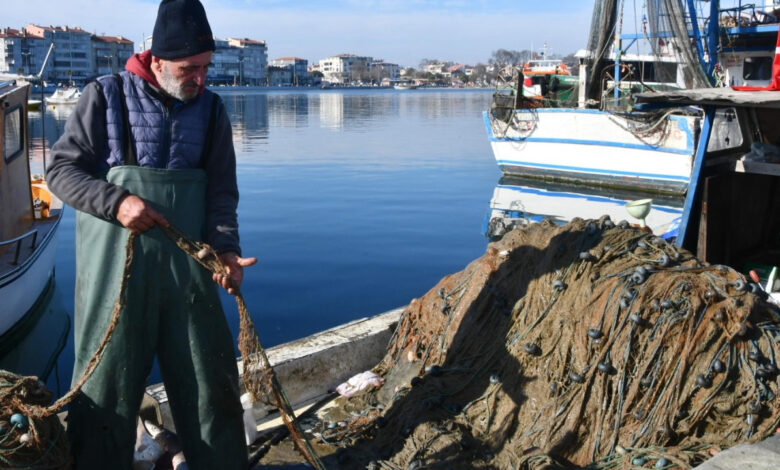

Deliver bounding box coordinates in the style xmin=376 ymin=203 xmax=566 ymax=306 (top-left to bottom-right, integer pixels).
xmin=0 ymin=81 xmax=63 ymax=338
xmin=46 ymin=87 xmax=81 ymax=105
xmin=519 ymin=58 xmax=577 ymax=100
xmin=393 ymin=80 xmax=418 ymax=90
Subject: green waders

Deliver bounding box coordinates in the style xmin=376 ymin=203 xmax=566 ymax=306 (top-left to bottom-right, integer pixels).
xmin=68 ymin=166 xmax=248 ymax=470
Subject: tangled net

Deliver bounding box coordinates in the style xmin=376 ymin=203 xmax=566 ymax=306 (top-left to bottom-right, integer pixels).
xmin=314 ymin=217 xmax=780 ymax=469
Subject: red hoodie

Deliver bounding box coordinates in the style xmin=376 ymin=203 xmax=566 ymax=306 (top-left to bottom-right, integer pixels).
xmin=125 ymin=50 xmax=162 ymax=89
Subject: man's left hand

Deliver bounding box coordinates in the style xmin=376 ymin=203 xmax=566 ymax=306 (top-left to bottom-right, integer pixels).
xmin=213 ymin=251 xmax=258 ymax=295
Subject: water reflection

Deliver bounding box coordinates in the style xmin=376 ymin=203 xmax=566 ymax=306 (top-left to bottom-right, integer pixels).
xmin=484 ymin=176 xmax=684 ymax=240
xmin=0 ymin=280 xmax=71 ymax=397
xmin=27 ymin=106 xmax=71 ymax=174
xmin=220 ymin=92 xmax=270 ymax=148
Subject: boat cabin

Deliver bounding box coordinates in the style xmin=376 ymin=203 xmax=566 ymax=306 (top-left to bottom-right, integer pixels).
xmin=0 ymin=82 xmax=35 ymax=243
xmin=636 ymin=87 xmax=780 ymax=301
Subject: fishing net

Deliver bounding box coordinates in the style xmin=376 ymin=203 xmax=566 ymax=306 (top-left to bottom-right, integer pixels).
xmin=646 ymin=0 xmax=713 ymax=89
xmin=310 ymin=217 xmax=780 ymax=469
xmin=583 ymin=0 xmax=714 ymax=107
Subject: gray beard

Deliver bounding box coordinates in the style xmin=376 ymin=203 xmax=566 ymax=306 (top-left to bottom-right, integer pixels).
xmin=158 ymin=65 xmax=197 ymax=102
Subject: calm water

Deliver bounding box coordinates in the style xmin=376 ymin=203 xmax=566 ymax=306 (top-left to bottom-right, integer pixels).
xmin=11 ymin=88 xmax=502 ymax=394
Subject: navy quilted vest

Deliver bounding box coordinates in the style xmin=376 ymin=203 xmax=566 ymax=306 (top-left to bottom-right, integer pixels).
xmin=97 ymin=71 xmax=215 ymax=169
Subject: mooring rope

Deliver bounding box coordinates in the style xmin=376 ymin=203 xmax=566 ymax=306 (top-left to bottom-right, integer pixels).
xmin=0 ymin=226 xmax=326 ymax=469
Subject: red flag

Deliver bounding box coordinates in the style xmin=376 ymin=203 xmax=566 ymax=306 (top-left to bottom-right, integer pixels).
xmin=733 ymin=27 xmax=780 ymax=91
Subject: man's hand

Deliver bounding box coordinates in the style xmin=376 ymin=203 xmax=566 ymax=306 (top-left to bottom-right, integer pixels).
xmin=213 ymin=251 xmax=258 ymax=295
xmin=115 ymin=194 xmax=169 ymax=234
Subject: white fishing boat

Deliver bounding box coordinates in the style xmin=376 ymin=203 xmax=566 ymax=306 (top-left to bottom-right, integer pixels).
xmin=485 ymin=108 xmax=700 ymax=195
xmin=485 ymin=1 xmax=779 ymax=195
xmin=46 ymin=86 xmax=81 ymax=105
xmin=0 ymin=81 xmax=63 ymax=338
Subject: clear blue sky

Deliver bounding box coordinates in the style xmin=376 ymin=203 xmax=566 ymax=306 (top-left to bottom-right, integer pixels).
xmin=5 ymin=0 xmax=595 ymax=67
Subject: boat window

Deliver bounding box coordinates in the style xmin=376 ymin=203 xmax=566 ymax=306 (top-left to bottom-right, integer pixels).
xmin=707 ymin=108 xmax=743 ymax=152
xmin=3 ymin=105 xmax=24 ymax=163
xmin=743 ymin=56 xmax=773 ymax=81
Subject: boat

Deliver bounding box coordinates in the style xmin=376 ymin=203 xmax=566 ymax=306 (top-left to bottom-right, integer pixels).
xmin=483 ymin=176 xmax=683 ymax=240
xmin=0 ymin=81 xmax=63 ymax=338
xmin=518 ymin=58 xmax=578 ymax=101
xmin=485 ymin=1 xmax=780 ymax=195
xmin=393 ymin=80 xmax=418 ymax=90
xmin=46 ymin=86 xmax=81 ymax=105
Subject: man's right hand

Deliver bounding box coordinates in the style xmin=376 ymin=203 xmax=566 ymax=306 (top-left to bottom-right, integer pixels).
xmin=115 ymin=194 xmax=169 ymax=234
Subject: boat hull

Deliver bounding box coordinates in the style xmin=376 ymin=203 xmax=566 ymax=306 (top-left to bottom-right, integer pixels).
xmin=0 ymin=212 xmax=61 ymax=336
xmin=484 ymin=109 xmax=698 ymax=195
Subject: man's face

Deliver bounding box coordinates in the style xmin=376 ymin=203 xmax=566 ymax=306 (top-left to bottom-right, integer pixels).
xmin=152 ymin=51 xmax=212 ymax=102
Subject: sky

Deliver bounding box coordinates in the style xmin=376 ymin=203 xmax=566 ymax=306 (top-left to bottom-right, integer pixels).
xmin=3 ymin=0 xmax=596 ymax=68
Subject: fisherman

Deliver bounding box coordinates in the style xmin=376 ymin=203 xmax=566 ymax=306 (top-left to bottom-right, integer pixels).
xmin=45 ymin=0 xmax=255 ymax=468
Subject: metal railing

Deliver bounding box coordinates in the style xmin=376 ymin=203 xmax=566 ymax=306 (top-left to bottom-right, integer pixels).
xmin=0 ymin=229 xmax=39 ymax=266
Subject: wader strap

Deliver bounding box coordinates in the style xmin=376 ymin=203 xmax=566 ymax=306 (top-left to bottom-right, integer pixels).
xmin=200 ymin=95 xmax=220 ymax=168
xmin=114 ymin=73 xmax=139 ymax=166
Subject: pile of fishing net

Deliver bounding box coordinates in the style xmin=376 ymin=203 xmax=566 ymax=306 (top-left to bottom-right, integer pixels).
xmin=0 ymin=371 xmax=70 ymax=469
xmin=310 ymin=217 xmax=780 ymax=469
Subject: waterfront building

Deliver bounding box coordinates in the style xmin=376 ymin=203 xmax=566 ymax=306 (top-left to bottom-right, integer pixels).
xmin=423 ymin=62 xmax=450 ymax=75
xmin=0 ymin=28 xmax=49 ymax=77
xmin=92 ymin=35 xmax=134 ymax=76
xmin=270 ymin=57 xmax=308 ymax=85
xmin=227 ymin=38 xmax=267 ymax=85
xmin=1 ymin=25 xmax=134 ymax=85
xmin=267 ymin=65 xmax=293 ymax=86
xmin=24 ymin=24 xmax=92 ymax=85
xmin=369 ymin=61 xmax=400 ymax=83
xmin=209 ymin=38 xmax=242 ymax=85
xmin=319 ymin=54 xmax=372 ymax=84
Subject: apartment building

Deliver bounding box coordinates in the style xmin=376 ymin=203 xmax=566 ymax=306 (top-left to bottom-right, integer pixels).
xmin=1 ymin=25 xmax=135 ymax=85
xmin=0 ymin=28 xmax=49 ymax=77
xmin=24 ymin=24 xmax=92 ymax=84
xmin=208 ymin=37 xmax=267 ymax=85
xmin=370 ymin=61 xmax=400 ymax=82
xmin=227 ymin=38 xmax=267 ymax=85
xmin=269 ymin=57 xmax=308 ymax=85
xmin=319 ymin=54 xmax=372 ymax=84
xmin=92 ymin=35 xmax=134 ymax=76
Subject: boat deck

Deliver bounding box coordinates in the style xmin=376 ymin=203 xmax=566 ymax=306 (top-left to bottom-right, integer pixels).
xmin=0 ymin=209 xmax=62 ymax=274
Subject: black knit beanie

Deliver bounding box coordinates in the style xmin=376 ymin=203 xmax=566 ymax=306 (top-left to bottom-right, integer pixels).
xmin=151 ymin=0 xmax=216 ymax=59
